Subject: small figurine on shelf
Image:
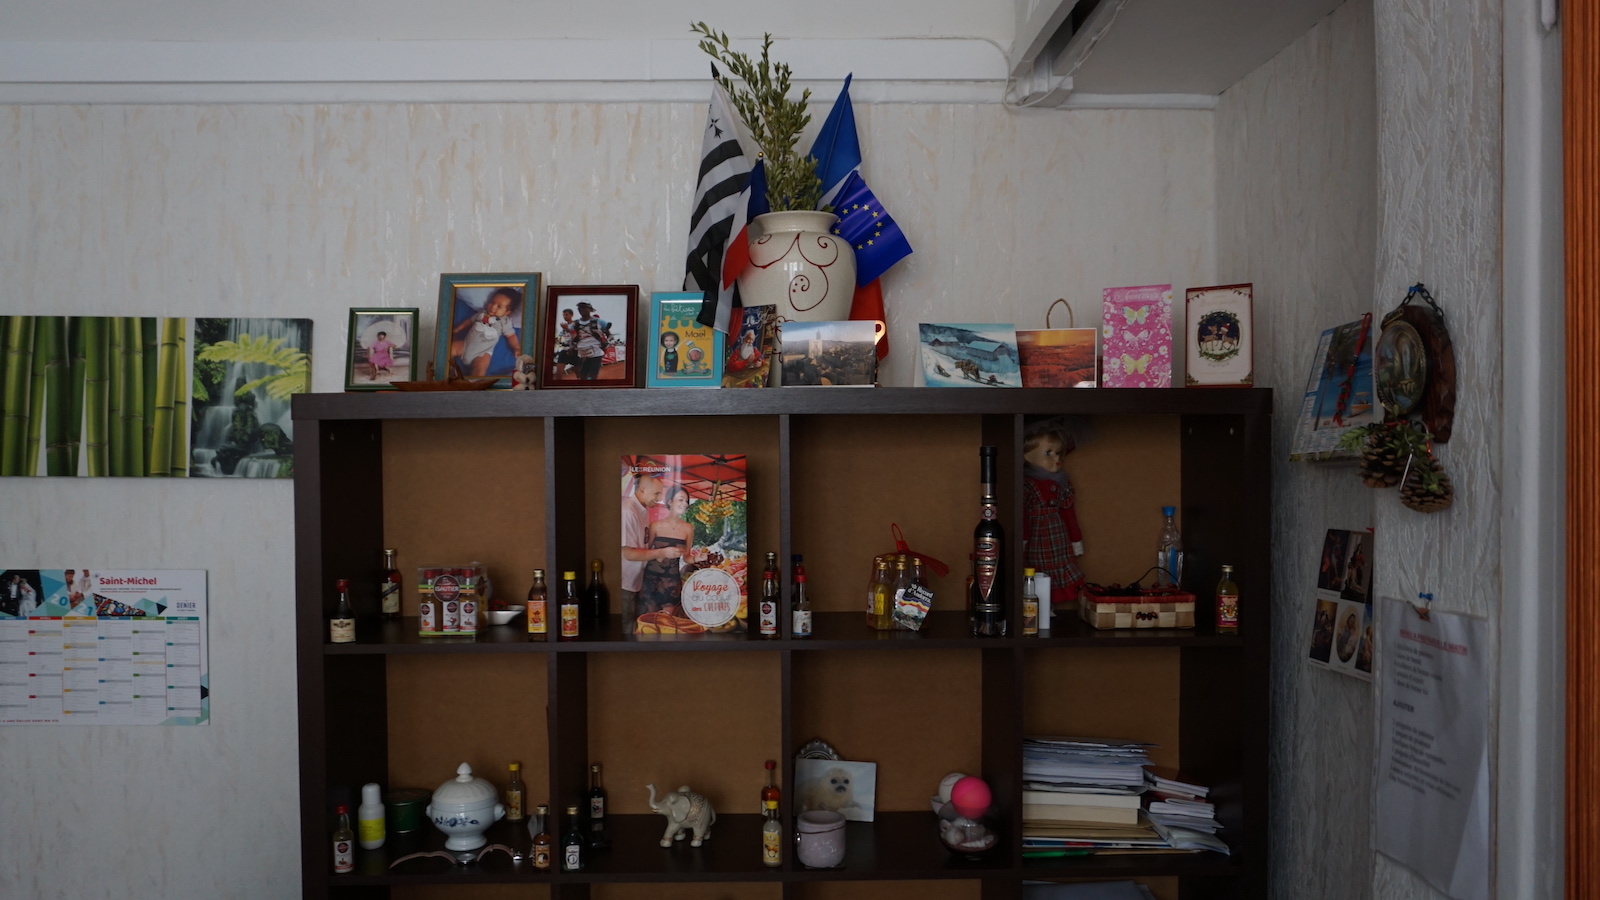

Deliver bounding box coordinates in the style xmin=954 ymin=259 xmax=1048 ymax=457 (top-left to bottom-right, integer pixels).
xmin=1022 ymin=418 xmax=1087 ymax=607
xmin=933 ymin=774 xmax=998 ymax=856
xmin=646 ymin=783 xmax=716 ymax=847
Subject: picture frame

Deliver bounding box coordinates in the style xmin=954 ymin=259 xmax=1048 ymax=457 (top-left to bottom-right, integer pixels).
xmin=345 ymin=308 xmax=419 ymax=391
xmin=433 ymin=273 xmax=542 ymax=389
xmin=1016 ymin=327 xmax=1098 ymax=388
xmin=795 ymin=757 xmax=878 ymax=823
xmin=539 ymin=285 xmax=640 ymax=389
xmin=1185 ymin=283 xmax=1254 ymax=387
xmin=646 ymin=292 xmax=724 ymax=388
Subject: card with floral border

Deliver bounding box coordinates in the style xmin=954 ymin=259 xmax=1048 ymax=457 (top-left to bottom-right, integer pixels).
xmin=1185 ymin=283 xmax=1254 ymax=386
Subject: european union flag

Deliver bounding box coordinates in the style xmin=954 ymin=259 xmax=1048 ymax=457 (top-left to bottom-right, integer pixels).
xmin=830 ymin=171 xmax=912 ymax=286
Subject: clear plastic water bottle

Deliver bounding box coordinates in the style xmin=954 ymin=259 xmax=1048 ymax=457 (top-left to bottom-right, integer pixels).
xmin=1156 ymin=506 xmax=1184 ymax=587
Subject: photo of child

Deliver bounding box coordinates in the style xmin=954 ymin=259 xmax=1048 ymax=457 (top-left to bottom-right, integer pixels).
xmin=450 ymin=286 xmax=524 ymax=377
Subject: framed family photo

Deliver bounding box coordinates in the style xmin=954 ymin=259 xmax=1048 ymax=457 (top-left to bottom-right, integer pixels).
xmin=433 ymin=272 xmax=542 ymax=389
xmin=345 ymin=308 xmax=419 ymax=390
xmin=647 ymin=292 xmax=723 ymax=388
xmin=540 ymin=285 xmax=640 ymax=389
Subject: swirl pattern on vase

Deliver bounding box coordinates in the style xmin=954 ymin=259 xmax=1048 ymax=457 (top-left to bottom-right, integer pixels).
xmin=737 ymin=212 xmax=856 ymax=322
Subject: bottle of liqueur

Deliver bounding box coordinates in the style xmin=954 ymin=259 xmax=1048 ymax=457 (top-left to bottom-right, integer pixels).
xmin=584 ymin=559 xmax=610 ymax=625
xmin=1022 ymin=568 xmax=1040 ymax=636
xmin=761 ymin=760 xmax=782 ymax=867
xmin=561 ymin=805 xmax=587 ymax=871
xmin=505 ymin=762 xmax=526 ymax=822
xmin=882 ymin=555 xmax=910 ymax=631
xmin=380 ymin=549 xmax=402 ymax=619
xmin=970 ymin=446 xmax=1007 ymax=637
xmin=526 ymin=568 xmax=549 ymax=637
xmin=559 ymin=572 xmax=581 ymax=640
xmin=331 ymin=804 xmax=355 ymax=874
xmin=587 ymin=763 xmax=611 ymax=849
xmin=866 ymin=557 xmax=892 ymax=630
xmin=532 ymin=805 xmax=553 ymax=870
xmin=418 ymin=568 xmax=442 ymax=636
xmin=330 ymin=579 xmax=356 ymax=644
xmin=759 ymin=552 xmax=780 ymax=637
xmin=792 ymin=565 xmax=813 ymax=638
xmin=1216 ymin=565 xmax=1240 ymax=634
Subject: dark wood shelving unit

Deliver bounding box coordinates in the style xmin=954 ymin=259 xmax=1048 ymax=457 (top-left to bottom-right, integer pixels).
xmin=294 ymin=387 xmax=1272 ymax=900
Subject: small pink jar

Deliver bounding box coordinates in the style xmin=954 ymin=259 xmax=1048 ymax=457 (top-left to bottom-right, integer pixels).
xmin=795 ymin=810 xmax=847 ymax=868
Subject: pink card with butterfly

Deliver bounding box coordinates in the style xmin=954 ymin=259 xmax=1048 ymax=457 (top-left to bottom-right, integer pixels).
xmin=1101 ymin=284 xmax=1174 ymax=387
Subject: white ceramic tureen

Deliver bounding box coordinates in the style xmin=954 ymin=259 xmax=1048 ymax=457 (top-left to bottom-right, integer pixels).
xmin=427 ymin=762 xmax=504 ymax=851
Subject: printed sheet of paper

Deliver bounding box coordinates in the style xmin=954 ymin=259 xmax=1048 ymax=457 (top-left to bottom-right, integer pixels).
xmin=0 ymin=569 xmax=208 ymax=725
xmin=1373 ymin=597 xmax=1489 ymax=900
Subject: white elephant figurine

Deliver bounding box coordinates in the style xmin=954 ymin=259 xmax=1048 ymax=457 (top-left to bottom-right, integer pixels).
xmin=646 ymin=783 xmax=716 ymax=848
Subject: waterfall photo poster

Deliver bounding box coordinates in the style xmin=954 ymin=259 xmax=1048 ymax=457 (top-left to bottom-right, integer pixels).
xmin=189 ymin=318 xmax=311 ymax=479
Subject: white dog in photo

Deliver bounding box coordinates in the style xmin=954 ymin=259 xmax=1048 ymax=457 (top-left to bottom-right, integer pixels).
xmin=799 ymin=765 xmax=863 ymax=815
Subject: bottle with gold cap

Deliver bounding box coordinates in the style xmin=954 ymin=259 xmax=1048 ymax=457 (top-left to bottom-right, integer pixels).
xmin=1022 ymin=568 xmax=1040 ymax=636
xmin=559 ymin=571 xmax=580 ymax=640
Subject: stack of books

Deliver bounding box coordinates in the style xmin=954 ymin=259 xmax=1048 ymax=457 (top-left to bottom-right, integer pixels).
xmin=1021 ymin=738 xmax=1170 ymax=855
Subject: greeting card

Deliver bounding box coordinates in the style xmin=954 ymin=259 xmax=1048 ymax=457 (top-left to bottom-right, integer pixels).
xmin=1101 ymin=285 xmax=1173 ymax=388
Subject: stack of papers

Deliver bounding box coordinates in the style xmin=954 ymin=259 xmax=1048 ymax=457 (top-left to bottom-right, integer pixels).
xmin=1142 ymin=767 xmax=1230 ymax=855
xmin=1022 ymin=738 xmax=1168 ymax=852
xmin=1023 ymin=737 xmax=1152 ymax=789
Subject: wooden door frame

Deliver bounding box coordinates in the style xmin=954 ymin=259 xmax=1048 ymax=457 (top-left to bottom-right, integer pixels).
xmin=1569 ymin=2 xmax=1600 ymax=896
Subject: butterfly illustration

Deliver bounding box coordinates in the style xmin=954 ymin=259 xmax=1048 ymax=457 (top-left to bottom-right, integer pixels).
xmin=1122 ymin=306 xmax=1151 ymax=325
xmin=1124 ymin=329 xmax=1150 ymax=344
xmin=1122 ymin=353 xmax=1153 ymax=374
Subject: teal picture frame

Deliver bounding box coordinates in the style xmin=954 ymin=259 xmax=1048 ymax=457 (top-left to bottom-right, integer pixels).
xmin=647 ymin=292 xmax=724 ymax=388
xmin=434 ymin=272 xmax=542 ymax=389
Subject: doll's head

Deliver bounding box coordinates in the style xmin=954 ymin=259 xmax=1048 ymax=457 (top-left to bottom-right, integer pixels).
xmin=1023 ymin=420 xmax=1076 ymax=473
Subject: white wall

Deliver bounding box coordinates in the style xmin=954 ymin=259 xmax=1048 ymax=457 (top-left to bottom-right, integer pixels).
xmin=0 ymin=0 xmax=1014 ymax=42
xmin=0 ymin=100 xmax=1215 ymax=898
xmin=1214 ymin=2 xmax=1379 ymax=897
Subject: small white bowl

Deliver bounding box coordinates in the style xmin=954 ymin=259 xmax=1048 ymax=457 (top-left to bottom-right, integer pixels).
xmin=486 ymin=605 xmax=524 ymax=626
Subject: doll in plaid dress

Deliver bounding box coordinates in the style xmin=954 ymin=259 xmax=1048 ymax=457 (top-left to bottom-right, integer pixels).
xmin=1022 ymin=421 xmax=1086 ymax=606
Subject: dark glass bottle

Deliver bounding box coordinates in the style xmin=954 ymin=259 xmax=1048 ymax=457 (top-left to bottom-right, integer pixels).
xmin=583 ymin=559 xmax=610 ymax=624
xmin=759 ymin=552 xmax=780 ymax=637
xmin=587 ymin=763 xmax=611 ymax=849
xmin=380 ymin=549 xmax=402 ymax=619
xmin=561 ymin=805 xmax=586 ymax=871
xmin=970 ymin=446 xmax=1007 ymax=636
xmin=330 ymin=579 xmax=356 ymax=644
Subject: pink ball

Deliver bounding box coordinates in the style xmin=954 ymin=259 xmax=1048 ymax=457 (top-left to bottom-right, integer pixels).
xmin=949 ymin=776 xmax=992 ymax=818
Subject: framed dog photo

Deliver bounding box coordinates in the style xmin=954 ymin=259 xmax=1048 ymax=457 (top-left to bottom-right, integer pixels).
xmin=434 ymin=273 xmax=542 ymax=389
xmin=540 ymin=285 xmax=640 ymax=389
xmin=647 ymin=291 xmax=723 ymax=388
xmin=795 ymin=757 xmax=878 ymax=822
xmin=345 ymin=308 xmax=419 ymax=391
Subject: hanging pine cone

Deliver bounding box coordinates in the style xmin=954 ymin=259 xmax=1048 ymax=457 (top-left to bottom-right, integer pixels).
xmin=1399 ymin=454 xmax=1454 ymax=513
xmin=1359 ymin=431 xmax=1407 ymax=488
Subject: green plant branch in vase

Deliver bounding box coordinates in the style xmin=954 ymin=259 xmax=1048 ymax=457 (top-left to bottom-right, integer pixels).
xmin=691 ymin=22 xmax=823 ymax=212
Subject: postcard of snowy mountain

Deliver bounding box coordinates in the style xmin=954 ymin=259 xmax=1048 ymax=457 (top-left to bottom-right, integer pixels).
xmin=918 ymin=323 xmax=1022 ymax=388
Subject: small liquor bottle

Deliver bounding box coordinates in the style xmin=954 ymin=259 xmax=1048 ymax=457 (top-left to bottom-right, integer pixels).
xmin=559 ymin=572 xmax=580 ymax=640
xmin=761 ymin=760 xmax=782 ymax=867
xmin=588 ymin=763 xmax=610 ymax=849
xmin=526 ymin=568 xmax=548 ymax=637
xmin=505 ymin=762 xmax=526 ymax=822
xmin=1216 ymin=565 xmax=1240 ymax=634
xmin=437 ymin=570 xmax=462 ymax=634
xmin=380 ymin=549 xmax=401 ymax=619
xmin=759 ymin=552 xmax=780 ymax=637
xmin=970 ymin=446 xmax=1007 ymax=637
xmin=331 ymin=804 xmax=355 ymax=874
xmin=584 ymin=559 xmax=610 ymax=624
xmin=329 ymin=579 xmax=356 ymax=644
xmin=881 ymin=555 xmax=910 ymax=631
xmin=532 ymin=805 xmax=553 ymax=870
xmin=866 ymin=557 xmax=892 ymax=630
xmin=561 ymin=805 xmax=587 ymax=871
xmin=418 ymin=568 xmax=442 ymax=636
xmin=1022 ymin=568 xmax=1040 ymax=636
xmin=792 ymin=567 xmax=812 ymax=638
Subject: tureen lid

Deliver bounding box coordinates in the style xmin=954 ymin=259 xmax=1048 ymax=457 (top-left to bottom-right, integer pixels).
xmin=431 ymin=762 xmax=496 ymax=807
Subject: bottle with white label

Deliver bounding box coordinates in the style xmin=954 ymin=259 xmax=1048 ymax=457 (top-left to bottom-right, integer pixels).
xmin=437 ymin=571 xmax=462 ymax=633
xmin=357 ymin=783 xmax=385 ymax=850
xmin=561 ymin=805 xmax=586 ymax=870
xmin=759 ymin=552 xmax=780 ymax=637
xmin=331 ymin=804 xmax=355 ymax=873
xmin=329 ymin=579 xmax=355 ymax=644
xmin=792 ymin=567 xmax=812 ymax=638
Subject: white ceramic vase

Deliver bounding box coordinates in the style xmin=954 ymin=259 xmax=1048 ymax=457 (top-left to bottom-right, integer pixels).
xmin=736 ymin=211 xmax=857 ymax=323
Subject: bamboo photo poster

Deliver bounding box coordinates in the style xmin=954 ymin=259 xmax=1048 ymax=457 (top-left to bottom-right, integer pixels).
xmin=0 ymin=316 xmax=311 ymax=479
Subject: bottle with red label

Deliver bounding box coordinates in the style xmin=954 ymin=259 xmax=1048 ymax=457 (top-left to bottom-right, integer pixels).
xmin=526 ymin=568 xmax=548 ymax=637
xmin=559 ymin=571 xmax=580 ymax=640
xmin=332 ymin=804 xmax=355 ymax=873
xmin=436 ymin=571 xmax=462 ymax=633
xmin=457 ymin=567 xmax=480 ymax=634
xmin=418 ymin=568 xmax=443 ymax=636
xmin=758 ymin=552 xmax=779 ymax=637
